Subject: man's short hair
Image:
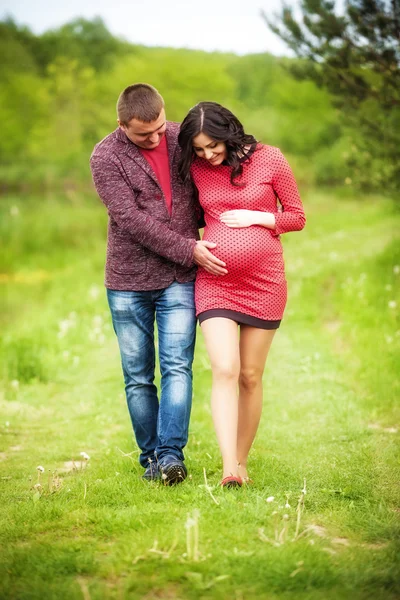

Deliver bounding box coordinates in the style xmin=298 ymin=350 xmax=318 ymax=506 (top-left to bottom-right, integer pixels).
xmin=117 ymin=83 xmax=165 ymax=125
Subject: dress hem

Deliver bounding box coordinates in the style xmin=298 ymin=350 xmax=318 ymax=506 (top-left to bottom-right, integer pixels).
xmin=198 ymin=309 xmax=281 ymax=330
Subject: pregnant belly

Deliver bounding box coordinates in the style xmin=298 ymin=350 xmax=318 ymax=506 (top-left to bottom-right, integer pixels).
xmin=202 ymin=222 xmax=283 ymax=274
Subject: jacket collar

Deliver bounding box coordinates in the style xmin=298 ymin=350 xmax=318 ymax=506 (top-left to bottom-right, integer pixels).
xmin=116 ymin=122 xmax=178 ymax=186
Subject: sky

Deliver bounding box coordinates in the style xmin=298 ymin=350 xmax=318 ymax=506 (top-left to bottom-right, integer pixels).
xmin=0 ymin=0 xmax=297 ymax=56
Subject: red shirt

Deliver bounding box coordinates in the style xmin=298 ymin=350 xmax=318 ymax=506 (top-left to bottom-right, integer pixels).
xmin=139 ymin=135 xmax=172 ymax=215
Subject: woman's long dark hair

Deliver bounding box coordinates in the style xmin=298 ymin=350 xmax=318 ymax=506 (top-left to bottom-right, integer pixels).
xmin=178 ymin=102 xmax=257 ymax=186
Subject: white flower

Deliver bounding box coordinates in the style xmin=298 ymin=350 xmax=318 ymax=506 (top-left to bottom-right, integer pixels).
xmin=80 ymin=452 xmax=90 ymax=460
xmin=285 ymin=502 xmax=291 ymax=508
xmin=37 ymin=466 xmax=45 ymax=472
xmin=89 ymin=285 xmax=100 ymax=299
xmin=394 ymin=265 xmax=400 ymax=275
xmin=388 ymin=300 xmax=397 ymax=309
xmin=266 ymin=496 xmax=275 ymax=503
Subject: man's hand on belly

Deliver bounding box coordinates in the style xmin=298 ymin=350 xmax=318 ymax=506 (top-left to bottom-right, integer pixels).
xmin=194 ymin=241 xmax=228 ymax=276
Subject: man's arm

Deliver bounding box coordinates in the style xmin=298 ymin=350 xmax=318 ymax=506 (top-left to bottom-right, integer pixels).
xmin=91 ymin=156 xmax=227 ymax=273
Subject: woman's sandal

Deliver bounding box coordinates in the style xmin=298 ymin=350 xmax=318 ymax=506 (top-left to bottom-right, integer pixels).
xmin=220 ymin=475 xmax=243 ymax=488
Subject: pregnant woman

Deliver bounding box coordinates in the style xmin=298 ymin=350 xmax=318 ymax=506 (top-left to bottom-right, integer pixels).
xmin=178 ymin=102 xmax=306 ymax=487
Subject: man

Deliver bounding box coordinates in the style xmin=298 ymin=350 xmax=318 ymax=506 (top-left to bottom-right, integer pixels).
xmin=90 ymin=83 xmax=226 ymax=485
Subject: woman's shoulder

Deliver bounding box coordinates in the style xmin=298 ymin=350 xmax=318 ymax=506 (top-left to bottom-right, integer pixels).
xmin=250 ymin=144 xmax=289 ymax=172
xmin=254 ymin=143 xmax=284 ymax=159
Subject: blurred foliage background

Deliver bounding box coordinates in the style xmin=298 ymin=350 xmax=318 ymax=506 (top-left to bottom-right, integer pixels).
xmin=1 ymin=10 xmax=398 ymax=196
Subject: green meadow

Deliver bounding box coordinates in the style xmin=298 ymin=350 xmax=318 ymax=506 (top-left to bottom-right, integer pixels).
xmin=0 ymin=187 xmax=399 ymax=599
xmin=1 ymin=15 xmax=399 ymax=600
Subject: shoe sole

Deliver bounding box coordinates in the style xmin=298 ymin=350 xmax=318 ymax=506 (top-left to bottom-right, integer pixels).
xmin=221 ymin=480 xmax=242 ymax=488
xmin=161 ymin=464 xmax=187 ymax=485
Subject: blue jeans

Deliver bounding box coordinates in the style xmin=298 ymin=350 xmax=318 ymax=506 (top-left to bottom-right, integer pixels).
xmin=107 ymin=282 xmax=196 ymax=468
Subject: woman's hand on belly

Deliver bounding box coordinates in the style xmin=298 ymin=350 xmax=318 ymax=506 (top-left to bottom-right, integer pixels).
xmin=220 ymin=210 xmax=276 ymax=230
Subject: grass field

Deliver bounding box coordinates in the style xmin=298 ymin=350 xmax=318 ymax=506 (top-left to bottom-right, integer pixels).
xmin=0 ymin=189 xmax=399 ymax=599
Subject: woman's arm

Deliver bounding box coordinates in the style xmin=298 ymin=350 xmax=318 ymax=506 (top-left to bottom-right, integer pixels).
xmin=220 ymin=210 xmax=276 ymax=229
xmin=220 ymin=147 xmax=305 ymax=234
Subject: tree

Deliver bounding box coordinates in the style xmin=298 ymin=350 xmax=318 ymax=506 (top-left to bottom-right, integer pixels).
xmin=264 ymin=1 xmax=400 ymax=192
xmin=39 ymin=17 xmax=128 ymax=72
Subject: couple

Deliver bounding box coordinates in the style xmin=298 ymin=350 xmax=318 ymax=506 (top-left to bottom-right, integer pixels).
xmin=90 ymin=83 xmax=305 ymax=488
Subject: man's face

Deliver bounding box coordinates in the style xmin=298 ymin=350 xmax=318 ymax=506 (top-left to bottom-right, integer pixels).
xmin=119 ymin=108 xmax=167 ymax=149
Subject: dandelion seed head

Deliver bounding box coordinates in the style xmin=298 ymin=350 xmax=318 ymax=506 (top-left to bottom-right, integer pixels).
xmin=5 ymin=421 xmax=10 ymax=427
xmin=80 ymin=452 xmax=90 ymax=460
xmin=37 ymin=466 xmax=44 ymax=472
xmin=89 ymin=285 xmax=100 ymax=299
xmin=266 ymin=496 xmax=275 ymax=503
xmin=283 ymin=514 xmax=289 ymax=520
xmin=388 ymin=300 xmax=397 ymax=309
xmin=34 ymin=483 xmax=42 ymax=489
xmin=285 ymin=502 xmax=291 ymax=508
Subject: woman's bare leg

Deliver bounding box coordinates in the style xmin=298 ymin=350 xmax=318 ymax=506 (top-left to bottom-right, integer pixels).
xmin=237 ymin=326 xmax=276 ymax=481
xmin=200 ymin=318 xmax=240 ymax=479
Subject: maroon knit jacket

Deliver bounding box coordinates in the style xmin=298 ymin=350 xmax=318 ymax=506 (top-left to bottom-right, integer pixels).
xmin=90 ymin=122 xmax=200 ymax=291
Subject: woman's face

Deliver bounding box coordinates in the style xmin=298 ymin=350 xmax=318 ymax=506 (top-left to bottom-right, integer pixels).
xmin=192 ymin=132 xmax=228 ymax=166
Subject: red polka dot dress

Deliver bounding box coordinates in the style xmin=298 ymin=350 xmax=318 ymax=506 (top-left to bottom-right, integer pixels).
xmin=191 ymin=144 xmax=306 ymax=328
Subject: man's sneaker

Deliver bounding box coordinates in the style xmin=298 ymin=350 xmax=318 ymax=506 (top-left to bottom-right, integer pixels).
xmin=159 ymin=455 xmax=187 ymax=485
xmin=142 ymin=461 xmax=160 ymax=481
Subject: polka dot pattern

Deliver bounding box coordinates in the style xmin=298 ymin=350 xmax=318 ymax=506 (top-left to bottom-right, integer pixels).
xmin=191 ymin=145 xmax=306 ymax=320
